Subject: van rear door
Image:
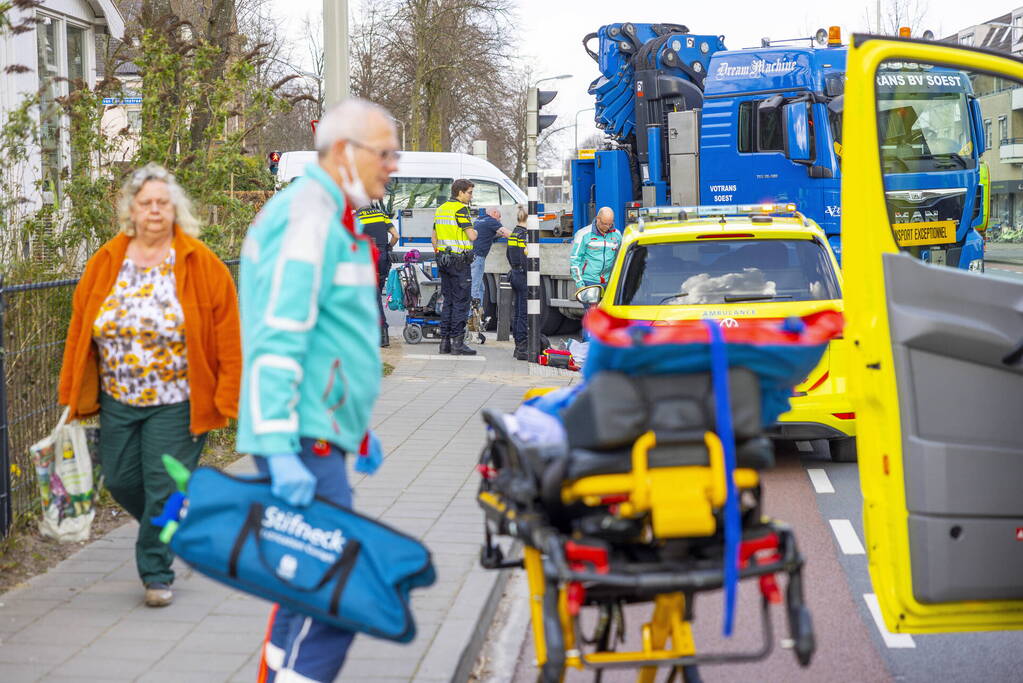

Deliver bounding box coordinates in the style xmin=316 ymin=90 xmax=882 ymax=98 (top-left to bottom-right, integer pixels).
xmin=843 ymin=34 xmax=1023 ymax=634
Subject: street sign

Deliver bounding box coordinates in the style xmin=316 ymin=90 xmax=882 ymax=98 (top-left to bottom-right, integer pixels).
xmin=578 ymin=148 xmax=596 ymax=160
xmin=101 ymin=97 xmax=142 ymax=106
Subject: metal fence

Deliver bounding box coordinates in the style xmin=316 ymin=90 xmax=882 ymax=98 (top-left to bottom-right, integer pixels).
xmin=0 ymin=260 xmax=240 ymax=539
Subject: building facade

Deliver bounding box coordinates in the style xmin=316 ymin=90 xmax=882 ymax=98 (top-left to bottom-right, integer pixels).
xmin=947 ymin=10 xmax=1023 ymax=229
xmin=0 ymin=0 xmax=124 ymax=213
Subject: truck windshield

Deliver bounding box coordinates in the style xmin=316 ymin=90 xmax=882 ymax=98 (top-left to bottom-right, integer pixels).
xmin=616 ymin=238 xmax=841 ymax=306
xmin=877 ymin=92 xmax=975 ymax=173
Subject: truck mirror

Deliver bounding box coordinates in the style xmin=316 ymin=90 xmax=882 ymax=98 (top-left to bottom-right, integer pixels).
xmin=827 ymin=95 xmax=844 ymax=115
xmin=758 ymin=94 xmax=784 ymax=114
xmin=783 ymin=102 xmax=812 ymax=162
xmin=970 ymin=98 xmax=986 ymax=156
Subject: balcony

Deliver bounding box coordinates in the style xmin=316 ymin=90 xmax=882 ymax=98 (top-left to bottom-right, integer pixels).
xmin=1013 ymin=88 xmax=1023 ymax=111
xmin=1000 ymin=138 xmax=1023 ymax=164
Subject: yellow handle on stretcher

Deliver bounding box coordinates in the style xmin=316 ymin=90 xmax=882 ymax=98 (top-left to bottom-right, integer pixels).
xmin=561 ymin=430 xmax=758 ymax=538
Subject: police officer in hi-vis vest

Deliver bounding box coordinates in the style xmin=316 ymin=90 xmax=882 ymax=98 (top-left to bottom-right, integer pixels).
xmin=431 ymin=179 xmax=477 ymax=355
xmin=356 ymin=204 xmax=398 ymax=347
xmin=506 ymin=206 xmax=529 ymax=361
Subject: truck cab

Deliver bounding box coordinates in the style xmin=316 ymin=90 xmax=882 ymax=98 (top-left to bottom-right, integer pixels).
xmin=699 ymin=43 xmax=987 ymax=269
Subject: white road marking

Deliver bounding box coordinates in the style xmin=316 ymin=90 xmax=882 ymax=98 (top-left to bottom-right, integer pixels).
xmin=807 ymin=468 xmax=835 ymax=494
xmin=864 ymin=593 xmax=917 ymax=648
xmin=404 ymin=354 xmax=486 ymax=362
xmin=829 ymin=519 xmax=866 ymax=554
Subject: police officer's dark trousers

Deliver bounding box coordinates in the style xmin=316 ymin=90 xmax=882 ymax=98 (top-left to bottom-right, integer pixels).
xmin=509 ymin=268 xmax=527 ymax=346
xmin=439 ymin=259 xmax=471 ymax=338
xmin=375 ymin=251 xmax=390 ymax=331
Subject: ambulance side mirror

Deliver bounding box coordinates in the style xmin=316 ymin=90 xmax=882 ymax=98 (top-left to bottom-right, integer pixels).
xmin=575 ymin=284 xmax=604 ymax=304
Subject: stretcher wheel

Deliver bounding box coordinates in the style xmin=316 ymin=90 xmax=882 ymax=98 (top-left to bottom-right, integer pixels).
xmin=791 ymin=605 xmax=816 ymax=667
xmin=403 ymin=324 xmax=423 ymax=344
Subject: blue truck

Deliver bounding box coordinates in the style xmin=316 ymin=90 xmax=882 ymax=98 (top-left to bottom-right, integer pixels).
xmin=573 ymin=23 xmax=987 ymax=269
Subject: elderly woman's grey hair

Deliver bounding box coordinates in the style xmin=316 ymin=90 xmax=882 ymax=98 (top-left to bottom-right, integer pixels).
xmin=314 ymin=98 xmax=395 ymax=155
xmin=117 ymin=163 xmax=201 ymax=237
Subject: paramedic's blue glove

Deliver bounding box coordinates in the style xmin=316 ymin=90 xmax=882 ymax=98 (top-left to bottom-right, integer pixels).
xmin=266 ymin=453 xmax=316 ymax=507
xmin=355 ymin=431 xmax=383 ymax=475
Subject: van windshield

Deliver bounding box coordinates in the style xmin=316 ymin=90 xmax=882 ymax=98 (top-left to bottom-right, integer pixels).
xmin=616 ymin=238 xmax=841 ymax=306
xmin=384 ymin=177 xmax=452 ymax=214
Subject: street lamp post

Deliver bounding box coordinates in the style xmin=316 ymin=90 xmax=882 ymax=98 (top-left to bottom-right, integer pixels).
xmin=527 ymin=74 xmax=572 ymax=363
xmin=393 ymin=118 xmax=407 ymax=150
xmin=575 ymin=107 xmax=595 ymax=152
xmin=324 ymin=0 xmax=349 ymax=107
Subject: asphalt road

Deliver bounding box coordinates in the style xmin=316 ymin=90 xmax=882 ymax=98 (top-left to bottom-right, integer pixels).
xmin=496 ymin=441 xmax=1023 ymax=682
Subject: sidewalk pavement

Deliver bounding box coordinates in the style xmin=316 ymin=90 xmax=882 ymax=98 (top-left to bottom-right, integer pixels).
xmin=0 ymin=333 xmax=578 ymax=682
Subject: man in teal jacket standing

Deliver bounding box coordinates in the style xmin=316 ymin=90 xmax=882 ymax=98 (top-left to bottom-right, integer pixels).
xmin=237 ymin=98 xmax=400 ymax=683
xmin=570 ymin=206 xmax=621 ymax=291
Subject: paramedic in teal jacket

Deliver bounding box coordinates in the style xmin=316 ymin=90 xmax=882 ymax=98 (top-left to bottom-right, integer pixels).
xmin=570 ymin=206 xmax=621 ymax=291
xmin=237 ymin=98 xmax=400 ymax=683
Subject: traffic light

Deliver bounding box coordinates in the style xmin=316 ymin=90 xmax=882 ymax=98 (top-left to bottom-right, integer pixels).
xmin=268 ymin=150 xmax=281 ymax=176
xmin=527 ymin=88 xmax=559 ymax=137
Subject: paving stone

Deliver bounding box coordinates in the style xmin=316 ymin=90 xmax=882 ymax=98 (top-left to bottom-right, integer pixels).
xmin=0 ymin=640 xmax=72 ymax=663
xmin=175 ymin=628 xmax=263 ymax=654
xmin=48 ymin=655 xmax=153 ymax=680
xmin=337 ymin=655 xmax=420 ymax=678
xmin=104 ymin=618 xmax=195 ymax=641
xmin=0 ymin=661 xmax=57 ymax=681
xmin=151 ymin=646 xmax=253 ymax=671
xmin=78 ymin=636 xmax=176 ymax=662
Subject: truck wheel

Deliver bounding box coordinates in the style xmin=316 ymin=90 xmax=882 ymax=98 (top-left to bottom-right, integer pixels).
xmin=482 ymin=275 xmax=497 ymax=331
xmin=829 ymin=437 xmax=857 ymax=463
xmin=557 ymin=316 xmax=582 ymax=336
xmin=540 ymin=278 xmax=566 ymax=336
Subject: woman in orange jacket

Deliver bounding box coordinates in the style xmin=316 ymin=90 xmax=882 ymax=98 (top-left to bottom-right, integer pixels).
xmin=59 ymin=163 xmax=241 ymax=607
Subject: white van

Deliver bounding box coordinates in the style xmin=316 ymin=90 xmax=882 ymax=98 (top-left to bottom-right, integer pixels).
xmin=384 ymin=152 xmax=526 ymax=248
xmin=274 ymin=150 xmax=580 ymax=333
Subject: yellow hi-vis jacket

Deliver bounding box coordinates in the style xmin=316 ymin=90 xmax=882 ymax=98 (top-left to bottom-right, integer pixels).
xmin=433 ymin=200 xmax=474 ymax=252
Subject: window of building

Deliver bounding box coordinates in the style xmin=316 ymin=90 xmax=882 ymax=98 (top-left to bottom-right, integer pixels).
xmin=959 ymin=33 xmax=974 ymax=46
xmin=127 ymin=110 xmax=142 ymax=134
xmin=34 ymin=13 xmax=92 ymax=198
xmin=985 ymin=119 xmax=992 ymax=150
xmin=1000 ymin=116 xmax=1008 ymax=145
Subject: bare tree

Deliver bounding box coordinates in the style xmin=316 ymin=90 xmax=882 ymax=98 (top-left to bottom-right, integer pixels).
xmin=863 ymin=0 xmax=931 ymax=36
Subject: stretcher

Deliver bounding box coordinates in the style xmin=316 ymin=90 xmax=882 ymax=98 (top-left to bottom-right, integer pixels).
xmin=475 ymin=309 xmax=843 ymax=682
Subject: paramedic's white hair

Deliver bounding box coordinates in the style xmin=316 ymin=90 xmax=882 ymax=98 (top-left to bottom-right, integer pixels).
xmin=314 ymin=98 xmax=394 ymax=154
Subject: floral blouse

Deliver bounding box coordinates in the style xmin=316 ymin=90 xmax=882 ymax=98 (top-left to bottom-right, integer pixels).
xmin=92 ymin=249 xmax=189 ymax=406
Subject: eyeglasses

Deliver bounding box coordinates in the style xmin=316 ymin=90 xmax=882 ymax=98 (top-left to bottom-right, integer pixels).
xmin=348 ymin=139 xmax=401 ymax=163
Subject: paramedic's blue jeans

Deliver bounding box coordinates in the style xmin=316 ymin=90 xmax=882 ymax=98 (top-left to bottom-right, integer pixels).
xmin=255 ymin=440 xmax=354 ymax=683
xmin=470 ymin=254 xmax=486 ymax=303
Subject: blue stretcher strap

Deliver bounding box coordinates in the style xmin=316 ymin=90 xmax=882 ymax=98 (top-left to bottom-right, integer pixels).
xmin=705 ymin=320 xmax=740 ymax=637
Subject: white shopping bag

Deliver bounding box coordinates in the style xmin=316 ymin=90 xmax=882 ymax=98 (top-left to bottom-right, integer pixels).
xmin=29 ymin=407 xmax=96 ymax=542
